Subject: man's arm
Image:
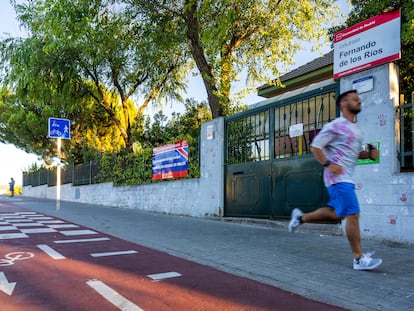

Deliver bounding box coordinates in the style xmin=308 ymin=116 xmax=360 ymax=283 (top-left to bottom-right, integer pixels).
xmin=310 ymin=146 xmax=329 ymax=165
xmin=358 ymin=144 xmax=378 ymax=160
xmin=310 ymin=146 xmax=343 ymax=175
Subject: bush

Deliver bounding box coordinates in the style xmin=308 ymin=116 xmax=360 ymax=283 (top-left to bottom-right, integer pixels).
xmin=96 ymin=134 xmax=200 ymax=186
xmin=7 ymin=185 xmax=22 ymax=195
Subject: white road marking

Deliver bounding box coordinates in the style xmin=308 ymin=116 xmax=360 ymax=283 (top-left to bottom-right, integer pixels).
xmin=37 ymin=244 xmax=66 ymax=260
xmin=47 ymin=224 xmax=79 ymax=229
xmin=4 ymin=219 xmax=35 ymax=223
xmin=90 ymin=250 xmax=138 ymax=257
xmin=20 ymin=228 xmax=57 ymax=234
xmin=147 ymin=272 xmax=182 ymax=281
xmin=87 ymin=279 xmax=144 ymax=311
xmin=0 ymin=226 xmax=17 ymax=231
xmin=38 ymin=220 xmax=66 ymax=224
xmin=13 ymin=223 xmax=45 ymax=227
xmin=54 ymin=237 xmax=110 ymax=244
xmin=60 ymin=229 xmax=98 ymax=236
xmin=0 ymin=272 xmax=16 ymax=296
xmin=0 ymin=216 xmax=26 ymax=219
xmin=0 ymin=252 xmax=34 ymax=266
xmin=0 ymin=233 xmax=29 ymax=239
xmin=28 ymin=217 xmax=54 ymax=220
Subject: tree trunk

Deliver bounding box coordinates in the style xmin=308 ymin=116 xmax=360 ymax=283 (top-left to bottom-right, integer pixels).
xmin=219 ymin=48 xmax=233 ymax=115
xmin=184 ymin=0 xmax=223 ymax=118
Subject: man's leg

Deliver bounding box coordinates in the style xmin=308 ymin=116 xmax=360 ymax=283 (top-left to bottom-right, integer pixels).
xmin=347 ymin=213 xmax=383 ymax=270
xmin=302 ymin=208 xmax=363 ymax=256
xmin=345 ymin=213 xmax=363 ymax=259
xmin=301 ymin=207 xmax=339 ymax=222
xmin=289 ymin=207 xmax=339 ymax=232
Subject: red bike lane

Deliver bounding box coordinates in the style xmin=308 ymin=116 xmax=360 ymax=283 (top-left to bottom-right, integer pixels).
xmin=0 ymin=202 xmax=348 ymax=311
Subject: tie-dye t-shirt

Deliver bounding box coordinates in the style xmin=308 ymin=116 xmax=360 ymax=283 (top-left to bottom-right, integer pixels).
xmin=311 ymin=116 xmax=363 ymax=187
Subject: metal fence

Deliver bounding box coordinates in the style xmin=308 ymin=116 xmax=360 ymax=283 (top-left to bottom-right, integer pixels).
xmin=273 ymin=91 xmax=336 ymax=159
xmin=225 ymin=85 xmax=338 ymax=164
xmin=226 ymin=110 xmax=269 ymax=164
xmin=23 ymin=162 xmax=101 ymax=187
xmin=23 ymin=140 xmax=200 ymax=187
xmin=399 ymin=98 xmax=414 ymax=171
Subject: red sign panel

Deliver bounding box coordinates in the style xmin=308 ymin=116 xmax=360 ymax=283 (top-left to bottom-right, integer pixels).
xmin=333 ymin=9 xmax=401 ymax=79
xmin=152 ymin=140 xmax=189 ymax=180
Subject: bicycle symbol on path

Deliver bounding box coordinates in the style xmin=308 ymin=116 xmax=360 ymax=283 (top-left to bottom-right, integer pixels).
xmin=0 ymin=252 xmax=34 ymax=266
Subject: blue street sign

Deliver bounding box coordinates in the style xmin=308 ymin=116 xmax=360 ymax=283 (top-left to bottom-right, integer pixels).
xmin=48 ymin=118 xmax=71 ymax=139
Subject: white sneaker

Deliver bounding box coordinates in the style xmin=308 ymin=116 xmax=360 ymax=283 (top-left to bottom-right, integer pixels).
xmin=288 ymin=208 xmax=303 ymax=232
xmin=353 ymin=252 xmax=382 ymax=270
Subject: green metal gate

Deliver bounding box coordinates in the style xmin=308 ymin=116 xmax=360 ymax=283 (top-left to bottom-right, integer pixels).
xmin=224 ymin=83 xmax=339 ymax=218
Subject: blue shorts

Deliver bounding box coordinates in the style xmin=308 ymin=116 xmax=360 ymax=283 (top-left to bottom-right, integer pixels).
xmin=327 ymin=182 xmax=360 ymax=217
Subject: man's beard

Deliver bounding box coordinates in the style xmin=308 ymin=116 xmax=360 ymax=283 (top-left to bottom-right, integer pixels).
xmin=349 ymin=107 xmax=361 ymax=115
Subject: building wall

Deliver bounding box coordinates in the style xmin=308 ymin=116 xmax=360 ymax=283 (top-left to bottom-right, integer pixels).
xmin=341 ymin=63 xmax=414 ymax=244
xmin=23 ymin=118 xmax=225 ymax=218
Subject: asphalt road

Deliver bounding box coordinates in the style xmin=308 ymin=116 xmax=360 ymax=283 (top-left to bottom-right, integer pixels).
xmin=0 ymin=198 xmax=347 ymax=311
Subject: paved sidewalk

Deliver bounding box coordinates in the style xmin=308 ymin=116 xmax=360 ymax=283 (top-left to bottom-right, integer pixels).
xmin=3 ymin=196 xmax=414 ymax=311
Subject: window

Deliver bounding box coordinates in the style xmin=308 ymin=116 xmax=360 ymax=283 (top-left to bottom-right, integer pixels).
xmin=399 ymin=93 xmax=414 ymax=171
xmin=225 ymin=84 xmax=338 ymax=164
xmin=274 ymin=91 xmax=336 ymax=159
xmin=226 ymin=110 xmax=270 ymax=164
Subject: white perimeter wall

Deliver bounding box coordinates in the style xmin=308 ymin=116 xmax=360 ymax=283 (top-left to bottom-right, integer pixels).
xmin=341 ymin=63 xmax=414 ymax=244
xmin=23 ymin=118 xmax=225 ymax=218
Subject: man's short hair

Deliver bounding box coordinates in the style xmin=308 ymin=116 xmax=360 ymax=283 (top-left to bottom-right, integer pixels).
xmin=336 ymin=90 xmax=358 ymax=107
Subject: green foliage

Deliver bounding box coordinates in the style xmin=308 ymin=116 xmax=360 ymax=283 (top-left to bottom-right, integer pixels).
xmin=7 ymin=185 xmax=22 ymax=196
xmin=150 ymin=98 xmax=212 ymax=143
xmin=226 ymin=118 xmax=254 ymax=164
xmin=96 ymin=99 xmax=208 ymax=185
xmin=96 ymin=150 xmax=153 ymax=186
xmin=97 ymin=134 xmax=200 ymax=186
xmin=0 ymin=0 xmax=190 ymax=161
xmin=131 ymin=0 xmax=341 ymax=117
xmin=2 ymin=0 xmax=344 ymax=172
xmin=0 ymin=85 xmax=49 ymax=155
xmin=22 ymin=162 xmax=43 ymax=174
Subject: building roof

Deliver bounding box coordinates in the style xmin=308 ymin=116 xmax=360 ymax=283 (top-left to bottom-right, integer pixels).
xmin=257 ymin=50 xmax=334 ymax=98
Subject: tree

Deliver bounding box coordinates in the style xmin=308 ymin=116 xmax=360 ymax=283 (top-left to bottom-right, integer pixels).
xmin=0 ymin=0 xmax=190 ymax=159
xmin=0 ymin=85 xmax=50 ymax=156
xmin=96 ymin=98 xmax=211 ymax=185
xmin=0 ymin=33 xmax=128 ymax=162
xmin=167 ymin=98 xmax=212 ymax=138
xmin=139 ymin=98 xmax=211 ymax=148
xmin=129 ymin=0 xmax=341 ymax=118
xmin=329 ymin=0 xmax=414 ymax=101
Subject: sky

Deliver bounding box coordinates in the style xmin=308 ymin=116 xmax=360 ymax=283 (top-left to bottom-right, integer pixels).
xmin=0 ymin=0 xmax=350 ymax=186
xmin=0 ymin=2 xmax=39 ymax=186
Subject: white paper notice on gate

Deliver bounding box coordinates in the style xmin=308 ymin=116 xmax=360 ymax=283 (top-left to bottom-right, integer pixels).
xmin=289 ymin=123 xmax=303 ymax=138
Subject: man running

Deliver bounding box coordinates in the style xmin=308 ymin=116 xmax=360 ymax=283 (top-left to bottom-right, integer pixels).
xmin=288 ymin=90 xmax=382 ymax=271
